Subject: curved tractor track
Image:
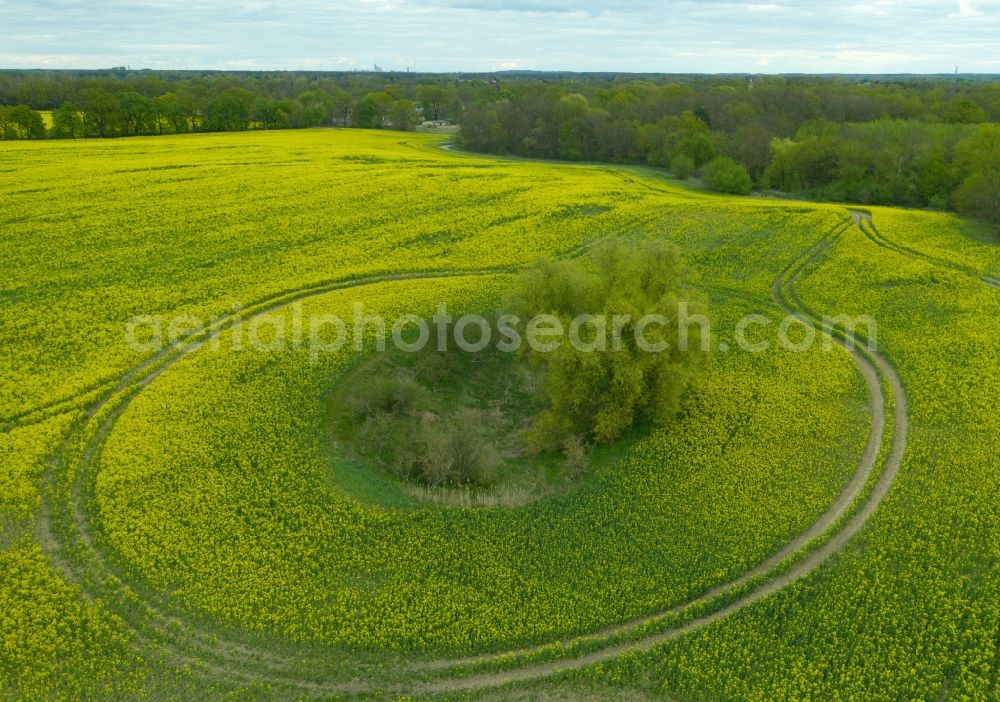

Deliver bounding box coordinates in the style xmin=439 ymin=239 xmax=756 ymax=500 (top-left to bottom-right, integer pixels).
xmin=35 ymin=215 xmax=908 ymax=698
xmin=849 ymin=209 xmax=1000 ymax=291
xmin=401 ymin=219 xmax=910 ymax=697
xmin=37 ymin=268 xmax=519 ymax=685
xmin=1 ymin=380 xmax=113 ymax=433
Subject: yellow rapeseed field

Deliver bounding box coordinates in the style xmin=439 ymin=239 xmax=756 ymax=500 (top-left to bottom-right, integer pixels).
xmin=2 ymin=128 xmax=998 ymax=700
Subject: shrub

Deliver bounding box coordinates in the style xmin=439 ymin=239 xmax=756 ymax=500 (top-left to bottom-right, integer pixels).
xmin=342 ymin=347 xmax=519 ymax=487
xmin=670 ymin=153 xmax=695 ymax=179
xmin=562 ymin=434 xmax=590 ymax=477
xmin=351 ymin=375 xmax=430 ymax=418
xmin=702 ymin=156 xmax=753 ymax=195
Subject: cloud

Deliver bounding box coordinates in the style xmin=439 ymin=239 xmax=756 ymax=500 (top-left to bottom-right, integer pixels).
xmin=430 ymin=0 xmax=589 ymax=12
xmin=0 ymin=52 xmax=93 ymax=67
xmin=949 ymin=0 xmax=982 ymax=17
xmin=0 ymin=0 xmax=998 ymax=72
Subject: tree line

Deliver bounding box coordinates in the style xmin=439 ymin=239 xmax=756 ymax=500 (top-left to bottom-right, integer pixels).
xmin=1 ymin=69 xmax=998 ymax=227
xmin=0 ymin=69 xmax=493 ymax=138
xmin=459 ymin=75 xmax=1000 ymax=227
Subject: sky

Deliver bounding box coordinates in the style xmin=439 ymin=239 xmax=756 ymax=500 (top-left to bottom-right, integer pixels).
xmin=1 ymin=0 xmax=999 ymax=74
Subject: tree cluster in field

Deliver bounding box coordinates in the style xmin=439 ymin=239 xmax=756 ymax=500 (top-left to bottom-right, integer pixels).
xmin=338 ymin=238 xmax=704 ymax=488
xmin=338 ymin=313 xmax=591 ymax=490
xmin=507 ymin=238 xmax=707 ymax=449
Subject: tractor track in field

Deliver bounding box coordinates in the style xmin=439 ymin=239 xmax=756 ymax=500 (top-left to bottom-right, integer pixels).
xmin=36 ymin=214 xmax=908 ymax=699
xmin=0 ymin=381 xmax=111 ymax=433
xmin=848 ymin=209 xmax=1000 ymax=291
xmin=37 ymin=268 xmax=519 ymax=686
xmin=31 ymin=205 xmax=666 ymax=688
xmin=387 ymin=219 xmax=910 ymax=697
xmin=438 ymin=141 xmax=705 ymax=202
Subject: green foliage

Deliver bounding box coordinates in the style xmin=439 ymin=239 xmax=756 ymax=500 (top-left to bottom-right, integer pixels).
xmin=50 ymin=102 xmax=83 ymax=138
xmin=601 ymin=207 xmax=1000 ymax=702
xmin=336 ymin=343 xmax=524 ymax=487
xmin=0 ymin=104 xmax=45 ymax=140
xmin=389 ymin=98 xmax=420 ymax=131
xmin=507 ymin=239 xmax=707 ymax=447
xmin=669 ymin=153 xmax=695 ymax=179
xmin=5 ymin=68 xmax=1000 ymax=219
xmin=760 ymin=120 xmax=999 ymax=214
xmin=940 ymin=96 xmax=989 ymax=124
xmin=702 ymin=156 xmax=752 ymax=194
xmin=954 ymin=124 xmax=1000 ymax=227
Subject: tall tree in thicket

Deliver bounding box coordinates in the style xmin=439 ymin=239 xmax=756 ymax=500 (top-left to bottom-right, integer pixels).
xmin=51 ymin=102 xmax=83 ymax=138
xmin=664 ymin=112 xmax=717 ymax=167
xmin=416 ymin=83 xmax=447 ymax=120
xmin=941 ymin=97 xmax=988 ymax=124
xmin=79 ymin=87 xmax=119 ymax=137
xmin=357 ymin=91 xmax=393 ymax=128
xmin=459 ymin=106 xmax=503 ymax=151
xmin=0 ymin=106 xmax=15 ymax=139
xmin=19 ymin=106 xmax=45 ymax=139
xmin=753 ymin=84 xmax=820 ymax=136
xmin=0 ymin=105 xmax=46 ymax=139
xmin=118 ymin=91 xmax=156 ymax=136
xmin=330 ymin=87 xmax=353 ymax=127
xmin=12 ymin=76 xmax=48 ymax=107
xmin=252 ymin=98 xmax=281 ymax=130
xmin=277 ymin=99 xmax=303 ymax=128
xmin=728 ymin=123 xmax=773 ymax=182
xmin=556 ymin=93 xmax=589 ymax=160
xmin=388 ymin=99 xmax=419 ymax=131
xmin=718 ymin=100 xmax=756 ymax=132
xmin=507 ymin=239 xmax=707 ymax=448
xmin=911 ymin=147 xmax=953 ymax=209
xmin=954 ymin=125 xmax=1000 ymax=229
xmin=155 ymin=93 xmax=181 ymax=134
xmin=206 ymin=88 xmax=253 ymax=131
xmin=765 ymin=136 xmax=842 ymax=192
xmin=298 ymin=90 xmax=332 ymax=127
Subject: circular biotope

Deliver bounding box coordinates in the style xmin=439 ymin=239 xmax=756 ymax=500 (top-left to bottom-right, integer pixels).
xmin=327 ymin=322 xmax=648 ymax=508
xmin=47 ymin=238 xmax=876 ymax=691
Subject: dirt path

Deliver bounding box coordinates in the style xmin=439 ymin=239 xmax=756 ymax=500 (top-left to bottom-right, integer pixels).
xmin=411 ymin=229 xmax=888 ymax=675
xmin=436 ymin=141 xmax=705 ymax=202
xmin=37 ymin=269 xmax=518 ymax=688
xmin=848 ymin=209 xmax=872 ymax=228
xmin=0 ymin=379 xmax=112 ymax=432
xmin=32 ymin=203 xmax=671 ymax=687
xmin=396 ymin=223 xmax=910 ymax=696
xmin=36 ymin=217 xmax=909 ymax=699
